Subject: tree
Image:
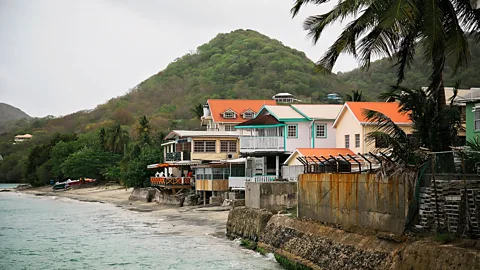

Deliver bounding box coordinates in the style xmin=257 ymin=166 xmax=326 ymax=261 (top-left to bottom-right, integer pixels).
xmin=345 ymin=90 xmax=365 ymax=102
xmin=190 ymin=103 xmax=204 ymax=119
xmin=61 ymin=147 xmax=121 ymax=180
xmin=292 ymin=0 xmax=480 ymax=150
xmin=123 ymin=147 xmax=162 ymax=188
xmin=136 ymin=116 xmax=152 ymax=146
xmin=98 ymin=128 xmax=106 ymax=150
xmin=105 ymin=123 xmax=129 ymax=154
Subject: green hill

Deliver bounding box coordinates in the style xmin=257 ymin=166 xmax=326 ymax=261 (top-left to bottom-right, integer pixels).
xmin=339 ymin=38 xmax=480 ymax=98
xmin=0 ymin=103 xmax=31 ymax=134
xmin=30 ymin=29 xmax=351 ymax=135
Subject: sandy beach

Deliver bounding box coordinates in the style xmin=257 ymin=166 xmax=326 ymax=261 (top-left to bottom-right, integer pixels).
xmin=19 ymin=185 xmax=230 ymax=238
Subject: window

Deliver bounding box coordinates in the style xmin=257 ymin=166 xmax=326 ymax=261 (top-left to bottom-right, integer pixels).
xmin=287 ymin=125 xmax=297 ymax=138
xmin=193 ymin=141 xmax=216 ymax=152
xmin=225 ymin=125 xmax=236 ymax=131
xmin=345 ymin=135 xmax=350 ymax=148
xmin=316 ymin=124 xmax=327 ymax=138
xmin=243 ymin=111 xmax=255 ymax=119
xmin=220 ymin=140 xmax=237 ymax=152
xmin=375 ymin=137 xmax=388 ymax=148
xmin=223 ymin=111 xmax=236 ymax=119
xmin=475 ymin=109 xmax=480 ymax=131
xmin=355 ymin=134 xmax=360 ymax=148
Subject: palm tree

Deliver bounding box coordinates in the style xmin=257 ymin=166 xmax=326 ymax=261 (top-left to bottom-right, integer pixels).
xmin=98 ymin=127 xmax=106 ymax=150
xmin=292 ymin=0 xmax=479 ymax=149
xmin=190 ymin=103 xmax=204 ymax=119
xmin=136 ymin=116 xmax=151 ymax=145
xmin=345 ymin=90 xmax=364 ymax=101
xmin=105 ymin=123 xmax=129 ymax=154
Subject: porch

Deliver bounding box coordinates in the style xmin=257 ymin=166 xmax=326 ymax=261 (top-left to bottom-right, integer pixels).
xmin=150 ymin=177 xmax=192 ymax=189
xmin=228 ymin=175 xmax=277 ymax=190
xmin=237 ymin=125 xmax=285 ymax=152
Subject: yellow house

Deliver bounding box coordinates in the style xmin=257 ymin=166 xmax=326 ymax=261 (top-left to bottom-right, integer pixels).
xmin=333 ymin=102 xmax=413 ymax=154
xmin=163 ymin=130 xmax=239 ymax=163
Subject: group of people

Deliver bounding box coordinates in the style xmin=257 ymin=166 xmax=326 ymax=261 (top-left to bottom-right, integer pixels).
xmin=154 ymin=170 xmax=193 ymax=178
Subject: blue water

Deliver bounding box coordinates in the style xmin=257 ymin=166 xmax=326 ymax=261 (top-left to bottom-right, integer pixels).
xmin=0 ymin=193 xmax=280 ymax=269
xmin=0 ymin=183 xmax=21 ymax=189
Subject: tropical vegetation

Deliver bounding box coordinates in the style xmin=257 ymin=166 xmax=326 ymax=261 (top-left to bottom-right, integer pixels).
xmin=292 ymin=0 xmax=480 ymax=153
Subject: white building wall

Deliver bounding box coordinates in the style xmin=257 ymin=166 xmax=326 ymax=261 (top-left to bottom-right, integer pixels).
xmin=313 ymin=121 xmax=336 ymax=148
xmin=285 ymin=122 xmax=310 ymax=152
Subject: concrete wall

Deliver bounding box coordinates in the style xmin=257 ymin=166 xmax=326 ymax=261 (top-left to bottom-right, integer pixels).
xmin=245 ymin=181 xmax=297 ymax=212
xmin=298 ymin=173 xmax=409 ymax=234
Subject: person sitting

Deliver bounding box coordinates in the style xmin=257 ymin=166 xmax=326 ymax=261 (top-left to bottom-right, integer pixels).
xmin=155 ymin=172 xmax=160 ymax=177
xmin=159 ymin=171 xmax=164 ymax=177
xmin=187 ymin=170 xmax=193 ymax=178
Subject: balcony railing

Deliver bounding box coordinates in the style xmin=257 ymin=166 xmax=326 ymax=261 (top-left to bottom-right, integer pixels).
xmin=239 ymin=136 xmax=284 ymax=152
xmin=150 ymin=177 xmax=192 ymax=187
xmin=165 ymin=151 xmax=191 ymax=162
xmin=228 ymin=175 xmax=276 ymax=190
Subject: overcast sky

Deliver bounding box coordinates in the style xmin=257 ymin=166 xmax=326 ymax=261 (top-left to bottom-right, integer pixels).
xmin=0 ymin=0 xmax=358 ymax=117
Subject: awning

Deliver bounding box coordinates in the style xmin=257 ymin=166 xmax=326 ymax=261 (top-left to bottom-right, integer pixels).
xmin=174 ymin=160 xmax=202 ymax=165
xmin=147 ymin=163 xmax=171 ymax=169
xmin=219 ymin=158 xmax=247 ymax=164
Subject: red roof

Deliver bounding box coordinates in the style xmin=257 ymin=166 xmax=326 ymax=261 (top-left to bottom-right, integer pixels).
xmin=345 ymin=102 xmax=411 ymax=124
xmin=297 ymin=148 xmax=356 ymax=157
xmin=208 ymin=99 xmax=276 ymax=123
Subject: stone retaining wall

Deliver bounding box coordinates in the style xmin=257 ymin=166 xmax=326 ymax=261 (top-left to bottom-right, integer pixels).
xmin=227 ymin=207 xmax=480 ymax=269
xmin=260 ymin=215 xmax=396 ymax=270
xmin=226 ymin=207 xmax=273 ymax=241
xmin=129 ymin=188 xmax=156 ymax=202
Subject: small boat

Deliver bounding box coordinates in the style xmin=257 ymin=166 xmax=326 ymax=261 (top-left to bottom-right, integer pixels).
xmin=52 ymin=179 xmax=81 ymax=190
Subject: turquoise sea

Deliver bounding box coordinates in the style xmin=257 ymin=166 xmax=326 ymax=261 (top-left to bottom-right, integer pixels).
xmin=0 ymin=190 xmax=280 ymax=270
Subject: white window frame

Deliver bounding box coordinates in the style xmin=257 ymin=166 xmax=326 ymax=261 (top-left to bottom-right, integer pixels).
xmin=475 ymin=108 xmax=480 ymax=131
xmin=243 ymin=111 xmax=255 ymax=119
xmin=225 ymin=125 xmax=236 ymax=131
xmin=315 ymin=124 xmax=327 ymax=138
xmin=355 ymin=134 xmax=360 ymax=148
xmin=223 ymin=111 xmax=236 ymax=119
xmin=345 ymin=134 xmax=350 ymax=148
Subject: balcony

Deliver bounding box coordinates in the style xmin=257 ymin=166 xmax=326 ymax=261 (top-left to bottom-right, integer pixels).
xmin=239 ymin=136 xmax=284 ymax=152
xmin=165 ymin=151 xmax=191 ymax=162
xmin=150 ymin=177 xmax=192 ymax=189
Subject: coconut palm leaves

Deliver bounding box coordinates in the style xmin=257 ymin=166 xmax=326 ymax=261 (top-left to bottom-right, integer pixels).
xmin=291 ymin=0 xmax=479 ymax=110
xmin=105 ymin=122 xmax=129 ymax=155
xmin=345 ymin=90 xmax=365 ymax=101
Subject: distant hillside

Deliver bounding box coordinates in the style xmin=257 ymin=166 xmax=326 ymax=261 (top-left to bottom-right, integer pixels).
xmin=25 ymin=29 xmax=352 ymax=135
xmin=339 ymin=38 xmax=480 ymax=98
xmin=0 ymin=103 xmax=31 ymax=133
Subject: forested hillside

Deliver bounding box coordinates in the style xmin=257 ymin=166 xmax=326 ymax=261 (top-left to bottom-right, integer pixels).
xmin=339 ymin=38 xmax=480 ymax=97
xmin=22 ymin=29 xmax=350 ymax=137
xmin=0 ymin=103 xmax=31 ymax=133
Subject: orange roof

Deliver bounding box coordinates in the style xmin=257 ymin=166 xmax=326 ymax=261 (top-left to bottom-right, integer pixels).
xmin=297 ymin=148 xmax=356 ymax=157
xmin=345 ymin=102 xmax=411 ymax=124
xmin=208 ymin=99 xmax=276 ymax=123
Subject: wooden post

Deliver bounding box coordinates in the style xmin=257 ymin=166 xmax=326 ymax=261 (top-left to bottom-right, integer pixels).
xmin=203 ymin=190 xmax=206 ymax=205
xmin=431 ymin=154 xmax=440 ymax=232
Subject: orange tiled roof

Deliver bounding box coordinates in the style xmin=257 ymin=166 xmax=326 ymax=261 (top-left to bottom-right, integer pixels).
xmin=346 ymin=102 xmax=411 ymax=124
xmin=208 ymin=99 xmax=276 ymax=123
xmin=297 ymin=148 xmax=355 ymax=157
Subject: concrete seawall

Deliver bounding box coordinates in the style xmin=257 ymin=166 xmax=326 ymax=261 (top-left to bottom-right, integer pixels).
xmin=227 ymin=207 xmax=480 ymax=269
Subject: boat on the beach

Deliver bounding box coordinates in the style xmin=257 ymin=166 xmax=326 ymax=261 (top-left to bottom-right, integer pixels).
xmin=52 ymin=179 xmax=96 ymax=190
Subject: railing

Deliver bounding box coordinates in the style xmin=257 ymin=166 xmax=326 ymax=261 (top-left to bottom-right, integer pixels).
xmin=250 ymin=175 xmax=276 ymax=182
xmin=165 ymin=151 xmax=191 ymax=162
xmin=228 ymin=176 xmax=248 ymax=189
xmin=239 ymin=136 xmax=284 ymax=151
xmin=150 ymin=177 xmax=192 ymax=186
xmin=228 ymin=175 xmax=276 ymax=190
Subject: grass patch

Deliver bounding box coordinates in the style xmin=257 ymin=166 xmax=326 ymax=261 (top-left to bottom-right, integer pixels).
xmin=240 ymin=239 xmax=257 ymax=250
xmin=274 ymin=253 xmax=311 ymax=270
xmin=255 ymin=246 xmax=267 ymax=256
xmin=435 ymin=233 xmax=455 ymax=244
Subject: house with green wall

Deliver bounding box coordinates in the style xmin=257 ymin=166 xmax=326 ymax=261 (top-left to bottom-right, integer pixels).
xmin=460 ymin=88 xmax=480 ymax=143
